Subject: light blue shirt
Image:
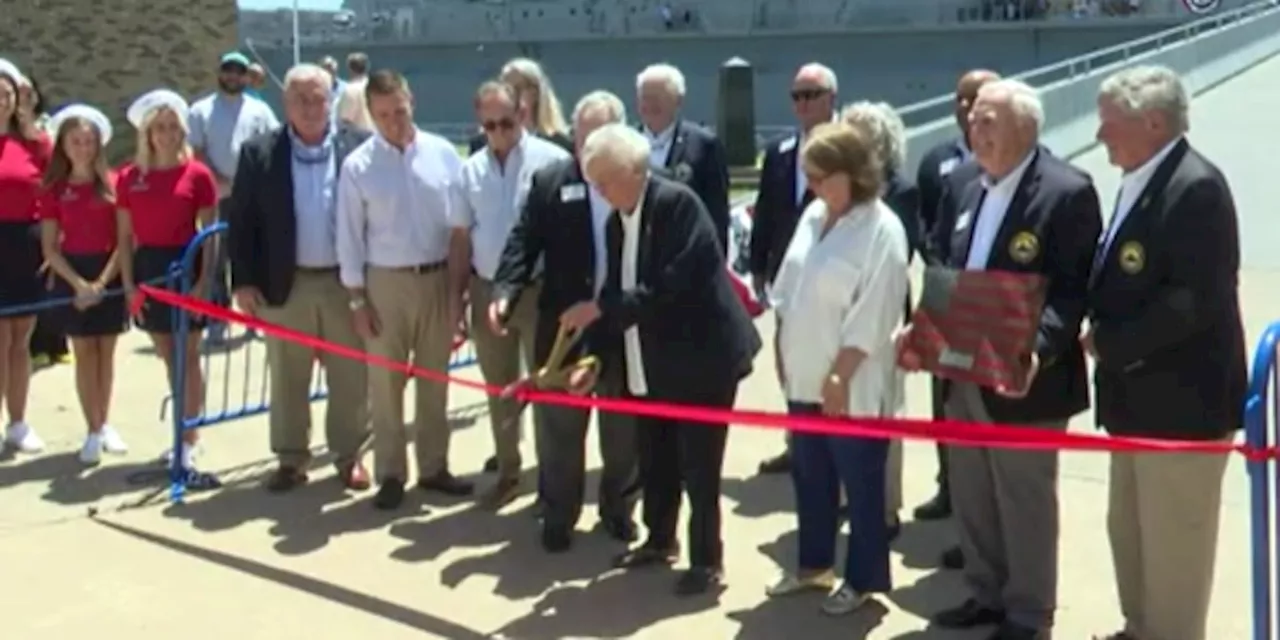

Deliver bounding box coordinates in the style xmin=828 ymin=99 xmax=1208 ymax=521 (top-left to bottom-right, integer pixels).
xmin=289 ymin=128 xmax=339 ymax=268
xmin=336 ymin=129 xmax=464 ymax=288
xmin=187 ymin=92 xmax=280 ymax=182
xmin=450 ymin=132 xmax=571 ymax=279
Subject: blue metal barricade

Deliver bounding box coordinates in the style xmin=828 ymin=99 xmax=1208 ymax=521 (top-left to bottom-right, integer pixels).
xmin=162 ymin=223 xmax=476 ymax=502
xmin=1247 ymin=321 xmax=1280 ymax=640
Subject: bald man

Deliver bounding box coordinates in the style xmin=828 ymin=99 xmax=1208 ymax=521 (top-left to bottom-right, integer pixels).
xmin=913 ymin=69 xmax=1001 ymax=525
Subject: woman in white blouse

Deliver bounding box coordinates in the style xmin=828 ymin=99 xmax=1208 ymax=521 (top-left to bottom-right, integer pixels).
xmin=765 ymin=122 xmax=910 ymax=615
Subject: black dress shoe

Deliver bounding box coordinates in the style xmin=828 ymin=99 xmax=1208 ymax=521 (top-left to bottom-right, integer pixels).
xmin=597 ymin=517 xmax=638 ymax=543
xmin=757 ymin=451 xmax=791 ymax=475
xmin=417 ymin=470 xmax=474 ymax=496
xmin=941 ymin=545 xmax=965 ymax=569
xmin=373 ymin=478 xmax=405 ymax=510
xmin=613 ymin=542 xmax=679 ymax=569
xmin=988 ymin=622 xmax=1045 ymax=640
xmin=482 ymin=456 xmax=498 ymax=473
xmin=674 ymin=566 xmax=722 ymax=595
xmin=541 ymin=526 xmax=572 ymax=553
xmin=913 ymin=493 xmax=952 ymax=520
xmin=933 ymin=598 xmax=1006 ymax=628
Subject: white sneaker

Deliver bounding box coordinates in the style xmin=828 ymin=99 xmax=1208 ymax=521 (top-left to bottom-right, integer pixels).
xmin=161 ymin=444 xmax=200 ymax=469
xmin=100 ymin=425 xmax=128 ymax=454
xmin=79 ymin=433 xmax=104 ymax=465
xmin=820 ymin=582 xmax=871 ymax=616
xmin=5 ymin=421 xmax=45 ymax=453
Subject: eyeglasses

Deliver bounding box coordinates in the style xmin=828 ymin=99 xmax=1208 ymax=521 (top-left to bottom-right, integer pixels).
xmin=482 ymin=118 xmax=517 ymax=132
xmin=790 ymin=88 xmax=830 ymax=102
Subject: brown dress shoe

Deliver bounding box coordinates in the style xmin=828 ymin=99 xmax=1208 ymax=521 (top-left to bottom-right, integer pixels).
xmin=265 ymin=466 xmax=308 ymax=493
xmin=337 ymin=461 xmax=371 ymax=491
xmin=479 ymin=476 xmax=520 ymax=509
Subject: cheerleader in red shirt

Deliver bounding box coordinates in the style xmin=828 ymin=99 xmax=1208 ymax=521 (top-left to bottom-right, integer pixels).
xmin=39 ymin=105 xmax=130 ymax=465
xmin=117 ymin=90 xmax=217 ymax=473
xmin=0 ymin=66 xmax=51 ymax=454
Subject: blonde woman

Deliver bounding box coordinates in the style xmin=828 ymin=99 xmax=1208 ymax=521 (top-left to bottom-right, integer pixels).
xmin=470 ymin=58 xmax=572 ymax=155
xmin=38 ymin=105 xmax=130 ymax=464
xmin=116 ymin=89 xmax=218 ymax=478
xmin=767 ymin=122 xmax=908 ymax=615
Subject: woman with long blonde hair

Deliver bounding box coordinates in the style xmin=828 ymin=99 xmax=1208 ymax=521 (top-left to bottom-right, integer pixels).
xmin=0 ymin=63 xmax=52 ymax=454
xmin=116 ymin=89 xmax=218 ymax=478
xmin=500 ymin=58 xmax=571 ymax=149
xmin=38 ymin=105 xmax=130 ymax=464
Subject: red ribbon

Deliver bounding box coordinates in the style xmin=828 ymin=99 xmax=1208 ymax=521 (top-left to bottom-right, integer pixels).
xmin=136 ymin=284 xmax=1276 ymax=460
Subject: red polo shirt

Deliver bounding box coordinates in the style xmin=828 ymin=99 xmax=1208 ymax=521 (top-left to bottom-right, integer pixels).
xmin=38 ymin=179 xmax=118 ymax=255
xmin=116 ymin=160 xmax=217 ymax=248
xmin=0 ymin=134 xmax=53 ymax=223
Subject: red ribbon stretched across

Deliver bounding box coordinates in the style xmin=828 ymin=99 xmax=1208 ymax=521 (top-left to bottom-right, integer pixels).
xmin=136 ymin=284 xmax=1276 ymax=461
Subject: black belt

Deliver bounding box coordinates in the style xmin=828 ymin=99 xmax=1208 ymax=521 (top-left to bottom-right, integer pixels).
xmin=382 ymin=261 xmax=446 ymax=274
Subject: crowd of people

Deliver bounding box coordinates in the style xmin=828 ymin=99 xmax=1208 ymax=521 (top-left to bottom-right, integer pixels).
xmin=0 ymin=46 xmax=1243 ymax=640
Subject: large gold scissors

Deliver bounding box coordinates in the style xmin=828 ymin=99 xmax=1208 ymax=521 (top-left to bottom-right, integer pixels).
xmin=498 ymin=323 xmax=601 ymax=420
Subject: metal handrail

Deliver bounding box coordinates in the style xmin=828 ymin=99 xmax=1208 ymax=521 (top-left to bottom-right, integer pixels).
xmin=897 ymin=0 xmax=1278 ymax=126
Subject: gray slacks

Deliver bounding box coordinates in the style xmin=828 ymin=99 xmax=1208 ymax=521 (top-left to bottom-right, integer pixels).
xmin=535 ymin=363 xmax=639 ymax=531
xmin=946 ymin=382 xmax=1064 ymax=630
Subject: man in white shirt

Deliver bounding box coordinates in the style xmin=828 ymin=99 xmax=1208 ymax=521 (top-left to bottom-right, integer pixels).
xmin=336 ymin=70 xmax=472 ymax=510
xmin=447 ymin=80 xmax=570 ymax=507
xmin=334 ymin=52 xmax=372 ymax=132
xmin=562 ymin=123 xmax=761 ymax=595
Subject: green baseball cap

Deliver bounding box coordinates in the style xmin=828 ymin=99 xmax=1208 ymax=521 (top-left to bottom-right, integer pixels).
xmin=219 ymin=52 xmax=251 ymax=69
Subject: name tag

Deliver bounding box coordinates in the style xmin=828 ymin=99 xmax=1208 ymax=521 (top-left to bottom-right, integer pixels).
xmin=938 ymin=348 xmax=975 ymax=370
xmin=939 ymin=157 xmax=960 ymax=176
xmin=560 ymin=184 xmax=586 ymax=202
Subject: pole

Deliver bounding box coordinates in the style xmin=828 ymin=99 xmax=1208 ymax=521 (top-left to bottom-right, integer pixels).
xmin=291 ymin=0 xmax=301 ymax=66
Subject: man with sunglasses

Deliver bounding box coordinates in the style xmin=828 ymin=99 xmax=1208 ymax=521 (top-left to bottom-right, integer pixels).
xmin=447 ymin=80 xmax=570 ymax=508
xmin=748 ymin=62 xmax=838 ymax=475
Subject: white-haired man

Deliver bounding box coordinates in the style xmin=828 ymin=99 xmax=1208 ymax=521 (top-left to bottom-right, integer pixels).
xmin=634 ymin=63 xmax=730 ymax=250
xmin=560 ymin=123 xmax=762 ymax=595
xmin=897 ymin=79 xmax=1102 ymax=640
xmin=491 ymin=90 xmax=640 ymax=553
xmin=750 ymin=61 xmax=839 ymax=475
xmin=447 ymin=79 xmax=571 ymax=508
xmin=226 ymin=63 xmax=373 ymax=494
xmin=1086 ymin=65 xmax=1244 ymax=640
xmin=337 ymin=70 xmax=473 ymax=510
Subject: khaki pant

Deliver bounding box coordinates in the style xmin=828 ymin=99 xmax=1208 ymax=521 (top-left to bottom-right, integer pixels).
xmin=365 ymin=267 xmax=454 ymax=482
xmin=258 ymin=269 xmax=370 ymax=467
xmin=1108 ymin=444 xmax=1230 ymax=640
xmin=468 ymin=276 xmax=539 ymax=480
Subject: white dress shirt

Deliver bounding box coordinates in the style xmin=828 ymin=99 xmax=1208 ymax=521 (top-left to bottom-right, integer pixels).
xmin=965 ymin=150 xmax=1035 ymax=269
xmin=618 ymin=184 xmax=650 ymax=396
xmin=450 ymin=132 xmax=571 ymax=279
xmin=644 ymin=123 xmax=674 ymax=170
xmin=336 ymin=129 xmax=463 ymax=288
xmin=589 ymin=185 xmax=611 ymax=295
xmin=1100 ymin=137 xmax=1182 ymax=254
xmin=773 ymin=198 xmax=909 ymax=413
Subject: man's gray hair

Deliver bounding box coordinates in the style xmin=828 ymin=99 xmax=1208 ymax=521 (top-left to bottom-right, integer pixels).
xmin=581 ymin=123 xmax=651 ymax=175
xmin=797 ymin=62 xmax=838 ymax=94
xmin=636 ymin=63 xmax=686 ymax=97
xmin=572 ymin=90 xmax=626 ymax=126
xmin=1098 ymin=65 xmax=1190 ymax=134
xmin=840 ymin=101 xmax=907 ymax=172
xmin=979 ymin=79 xmax=1044 ymax=133
xmin=284 ymin=63 xmax=333 ymax=95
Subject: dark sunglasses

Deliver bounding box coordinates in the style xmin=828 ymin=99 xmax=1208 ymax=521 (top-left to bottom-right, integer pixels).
xmin=790 ymin=88 xmax=830 ymax=102
xmin=481 ymin=118 xmax=517 ymax=132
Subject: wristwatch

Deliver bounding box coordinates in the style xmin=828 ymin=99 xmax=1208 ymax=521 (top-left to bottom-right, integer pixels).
xmin=348 ymin=297 xmax=367 ymax=311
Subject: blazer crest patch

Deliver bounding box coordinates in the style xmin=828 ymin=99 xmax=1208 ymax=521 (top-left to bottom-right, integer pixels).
xmin=1119 ymin=241 xmax=1145 ymax=274
xmin=1008 ymin=231 xmax=1040 ymax=264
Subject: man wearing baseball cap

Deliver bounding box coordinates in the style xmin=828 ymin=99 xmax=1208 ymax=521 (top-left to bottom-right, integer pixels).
xmin=187 ymin=51 xmax=280 ymax=344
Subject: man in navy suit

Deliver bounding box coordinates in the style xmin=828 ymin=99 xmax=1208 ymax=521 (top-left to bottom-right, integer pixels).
xmin=899 ymin=79 xmax=1101 ymax=640
xmin=747 ymin=62 xmax=839 ymax=475
xmin=913 ymin=68 xmax=1000 ymax=521
xmin=634 ymin=63 xmax=731 ymax=252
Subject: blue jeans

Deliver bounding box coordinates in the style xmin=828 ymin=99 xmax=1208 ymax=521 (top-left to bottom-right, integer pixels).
xmin=788 ymin=401 xmax=892 ymax=593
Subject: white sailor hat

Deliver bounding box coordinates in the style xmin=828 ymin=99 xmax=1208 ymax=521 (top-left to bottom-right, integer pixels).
xmin=48 ymin=104 xmax=113 ymax=146
xmin=127 ymin=89 xmax=189 ymax=129
xmin=0 ymin=58 xmax=28 ymax=87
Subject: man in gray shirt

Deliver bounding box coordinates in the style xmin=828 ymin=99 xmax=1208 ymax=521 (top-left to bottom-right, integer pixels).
xmin=187 ymin=51 xmax=279 ymax=341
